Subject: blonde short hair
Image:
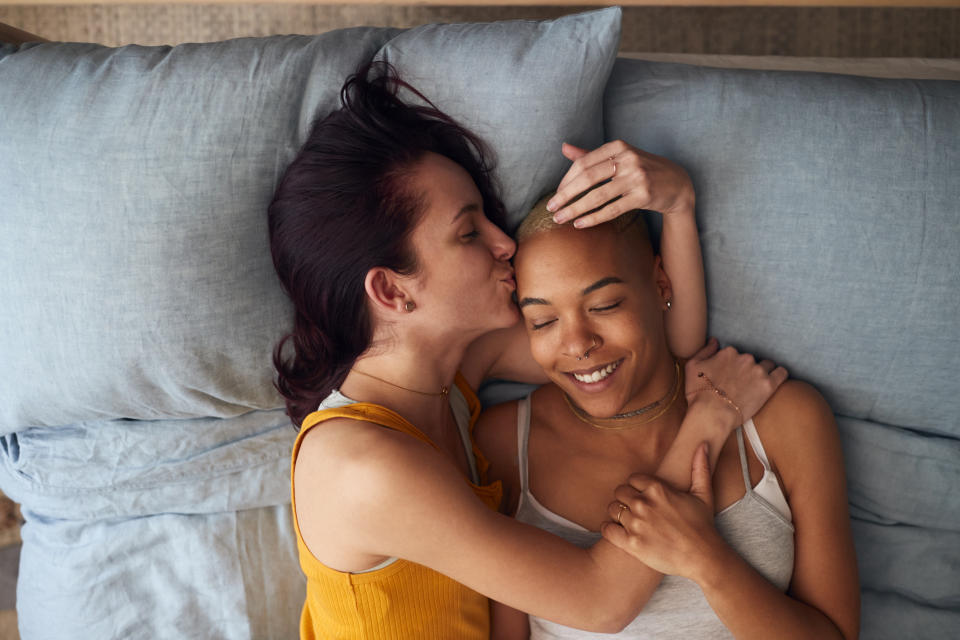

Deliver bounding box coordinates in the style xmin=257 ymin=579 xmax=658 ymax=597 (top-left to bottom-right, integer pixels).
xmin=516 ymin=190 xmax=648 ymax=245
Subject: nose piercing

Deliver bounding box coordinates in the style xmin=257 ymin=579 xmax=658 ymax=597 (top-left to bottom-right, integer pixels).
xmin=582 ymin=336 xmax=600 ymax=360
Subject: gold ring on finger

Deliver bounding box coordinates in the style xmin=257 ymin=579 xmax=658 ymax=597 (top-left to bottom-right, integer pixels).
xmin=616 ymin=502 xmax=628 ymax=525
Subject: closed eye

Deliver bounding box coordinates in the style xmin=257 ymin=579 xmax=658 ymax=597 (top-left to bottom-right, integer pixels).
xmin=530 ymin=318 xmax=556 ymax=330
xmin=461 ymin=229 xmax=480 ymax=242
xmin=591 ymin=300 xmax=623 ymax=312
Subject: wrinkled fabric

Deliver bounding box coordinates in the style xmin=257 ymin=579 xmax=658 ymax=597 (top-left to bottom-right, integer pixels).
xmin=0 ymin=9 xmax=624 ymax=639
xmin=605 ymin=59 xmax=960 ymax=638
xmin=17 ymin=504 xmax=303 ymax=640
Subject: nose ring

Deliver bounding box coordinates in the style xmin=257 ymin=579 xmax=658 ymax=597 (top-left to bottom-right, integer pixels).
xmin=582 ymin=336 xmax=600 ymax=360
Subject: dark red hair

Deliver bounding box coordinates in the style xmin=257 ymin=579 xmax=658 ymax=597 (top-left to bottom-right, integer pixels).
xmin=268 ymin=62 xmax=506 ymax=427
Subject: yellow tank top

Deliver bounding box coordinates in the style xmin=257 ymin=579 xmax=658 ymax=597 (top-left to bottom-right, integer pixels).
xmin=291 ymin=373 xmax=503 ymax=639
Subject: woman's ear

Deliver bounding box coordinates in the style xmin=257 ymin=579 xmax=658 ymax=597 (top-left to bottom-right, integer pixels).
xmin=364 ymin=267 xmax=414 ymax=315
xmin=652 ymin=255 xmax=674 ymax=310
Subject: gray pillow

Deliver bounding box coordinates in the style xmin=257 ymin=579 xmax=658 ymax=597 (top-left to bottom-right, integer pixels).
xmin=604 ymin=59 xmax=960 ymax=437
xmin=0 ymin=30 xmax=396 ymax=432
xmin=377 ymin=7 xmax=622 ymax=229
xmin=604 ymin=58 xmax=960 ymax=637
xmin=0 ymin=8 xmax=622 ymax=433
xmin=0 ymin=12 xmax=624 ymax=638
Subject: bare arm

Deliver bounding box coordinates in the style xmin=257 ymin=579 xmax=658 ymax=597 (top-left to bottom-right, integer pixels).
xmin=695 ymin=382 xmax=860 ymax=639
xmin=299 ymin=418 xmax=664 ymax=632
xmin=484 ymin=395 xmax=738 ymax=639
xmin=658 ymin=204 xmax=707 ymax=359
xmin=479 ymin=340 xmax=788 ymax=636
xmin=602 ymin=381 xmax=859 ymax=639
xmin=460 ymin=323 xmax=550 ymax=390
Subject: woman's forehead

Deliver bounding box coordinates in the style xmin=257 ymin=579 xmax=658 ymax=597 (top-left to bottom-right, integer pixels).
xmin=517 ymin=227 xmax=624 ymax=286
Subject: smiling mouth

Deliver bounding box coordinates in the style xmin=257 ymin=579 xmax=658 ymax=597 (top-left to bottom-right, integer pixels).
xmin=568 ymin=359 xmax=623 ymax=384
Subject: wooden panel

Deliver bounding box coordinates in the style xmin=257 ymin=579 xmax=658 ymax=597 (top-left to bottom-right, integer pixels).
xmin=0 ymin=19 xmax=45 ymax=41
xmin=2 ymin=5 xmax=958 ymax=56
xmin=1 ymin=1 xmax=959 ymax=6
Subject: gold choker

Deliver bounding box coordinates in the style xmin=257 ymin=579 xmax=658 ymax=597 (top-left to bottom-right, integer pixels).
xmin=564 ymin=360 xmax=682 ymax=430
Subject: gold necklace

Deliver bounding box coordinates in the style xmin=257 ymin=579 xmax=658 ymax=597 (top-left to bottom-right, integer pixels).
xmin=564 ymin=360 xmax=682 ymax=431
xmin=352 ymin=368 xmax=449 ymax=397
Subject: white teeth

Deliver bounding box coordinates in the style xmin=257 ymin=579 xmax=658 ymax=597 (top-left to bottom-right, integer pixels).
xmin=573 ymin=361 xmax=619 ymax=383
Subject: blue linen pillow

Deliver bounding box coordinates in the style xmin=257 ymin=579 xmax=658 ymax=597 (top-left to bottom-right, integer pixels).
xmin=0 ymin=11 xmax=624 ymax=639
xmin=376 ymin=7 xmax=622 ymax=229
xmin=604 ymin=58 xmax=960 ymax=637
xmin=0 ymin=30 xmax=399 ymax=433
xmin=604 ymin=60 xmax=960 ymax=436
xmin=0 ymin=8 xmax=621 ymax=434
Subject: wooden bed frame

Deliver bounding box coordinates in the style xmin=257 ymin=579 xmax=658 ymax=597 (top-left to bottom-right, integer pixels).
xmin=3 ymin=0 xmax=958 ymax=5
xmin=0 ymin=21 xmax=45 ymax=44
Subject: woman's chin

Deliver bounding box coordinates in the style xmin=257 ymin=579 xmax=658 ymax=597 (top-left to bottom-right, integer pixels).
xmin=557 ymin=382 xmax=629 ymax=419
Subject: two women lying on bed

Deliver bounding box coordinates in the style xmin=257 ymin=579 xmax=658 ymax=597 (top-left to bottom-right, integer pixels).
xmin=269 ymin=63 xmax=859 ymax=639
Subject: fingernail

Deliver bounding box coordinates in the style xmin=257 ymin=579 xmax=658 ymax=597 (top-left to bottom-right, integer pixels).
xmin=573 ymin=218 xmax=585 ymax=229
xmin=546 ymin=199 xmax=557 ymax=212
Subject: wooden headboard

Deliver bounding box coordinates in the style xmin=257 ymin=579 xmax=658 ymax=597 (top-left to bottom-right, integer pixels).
xmin=0 ymin=21 xmax=46 ymax=44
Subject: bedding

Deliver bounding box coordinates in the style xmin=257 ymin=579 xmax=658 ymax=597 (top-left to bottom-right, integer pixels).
xmin=1 ymin=6 xmax=958 ymax=638
xmin=0 ymin=9 xmax=622 ymax=638
xmin=603 ymin=58 xmax=960 ymax=638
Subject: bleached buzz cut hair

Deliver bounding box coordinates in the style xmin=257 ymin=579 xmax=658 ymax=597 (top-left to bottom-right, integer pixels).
xmin=515 ymin=189 xmax=648 ymax=245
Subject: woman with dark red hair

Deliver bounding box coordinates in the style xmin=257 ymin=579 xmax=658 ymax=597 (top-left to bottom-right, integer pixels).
xmin=268 ymin=63 xmax=785 ymax=639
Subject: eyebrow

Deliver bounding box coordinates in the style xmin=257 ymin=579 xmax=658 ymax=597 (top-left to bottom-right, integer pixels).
xmin=581 ymin=277 xmax=624 ymax=296
xmin=451 ymin=203 xmax=481 ymax=223
xmin=518 ymin=276 xmax=624 ymax=309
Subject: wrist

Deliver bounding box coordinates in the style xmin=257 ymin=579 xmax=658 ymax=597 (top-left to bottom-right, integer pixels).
xmin=686 ymin=391 xmax=742 ymax=432
xmin=688 ymin=536 xmax=736 ymax=590
xmin=660 ymin=192 xmax=696 ymax=221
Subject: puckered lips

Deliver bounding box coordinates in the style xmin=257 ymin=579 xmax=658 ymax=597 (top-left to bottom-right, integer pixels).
xmin=498 ymin=269 xmax=516 ymax=291
xmin=563 ymin=358 xmax=624 ymax=393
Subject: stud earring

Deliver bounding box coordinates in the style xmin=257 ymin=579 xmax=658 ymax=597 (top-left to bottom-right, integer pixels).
xmin=404 ymin=301 xmax=416 ymax=312
xmin=665 ymin=299 xmax=672 ymax=310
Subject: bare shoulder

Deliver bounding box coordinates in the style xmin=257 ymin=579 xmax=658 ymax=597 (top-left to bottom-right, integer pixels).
xmin=752 ymin=379 xmax=843 ymax=497
xmin=296 ymin=416 xmax=453 ymax=499
xmin=754 ymin=380 xmax=835 ymax=438
xmin=295 ymin=417 xmax=475 ymax=565
xmin=294 ymin=417 xmax=421 ymax=532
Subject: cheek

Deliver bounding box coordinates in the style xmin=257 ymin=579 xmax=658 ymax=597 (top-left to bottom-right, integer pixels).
xmin=526 ymin=331 xmax=555 ymax=369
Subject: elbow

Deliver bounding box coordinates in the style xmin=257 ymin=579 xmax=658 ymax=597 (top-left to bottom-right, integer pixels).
xmin=592 ymin=611 xmax=635 ymax=634
xmin=572 ymin=599 xmax=640 ymax=634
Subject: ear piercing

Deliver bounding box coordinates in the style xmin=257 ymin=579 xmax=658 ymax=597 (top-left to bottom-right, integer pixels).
xmin=404 ymin=301 xmax=416 ymax=312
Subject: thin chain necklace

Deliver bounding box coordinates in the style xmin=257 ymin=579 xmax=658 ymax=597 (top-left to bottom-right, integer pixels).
xmin=564 ymin=360 xmax=682 ymax=431
xmin=352 ymin=368 xmax=450 ymax=397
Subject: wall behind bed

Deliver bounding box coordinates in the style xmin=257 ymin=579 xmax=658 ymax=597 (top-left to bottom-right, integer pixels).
xmin=0 ymin=3 xmax=958 ymax=56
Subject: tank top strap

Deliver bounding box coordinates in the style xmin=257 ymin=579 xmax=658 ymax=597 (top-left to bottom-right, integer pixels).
xmin=301 ymin=402 xmax=443 ymax=453
xmin=742 ymin=418 xmax=773 ymax=470
xmin=515 ymin=394 xmax=533 ymax=493
xmin=734 ymin=426 xmax=752 ymax=492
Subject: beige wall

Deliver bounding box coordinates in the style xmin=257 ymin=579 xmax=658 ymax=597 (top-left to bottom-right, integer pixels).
xmin=2 ymin=4 xmax=959 ymax=56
